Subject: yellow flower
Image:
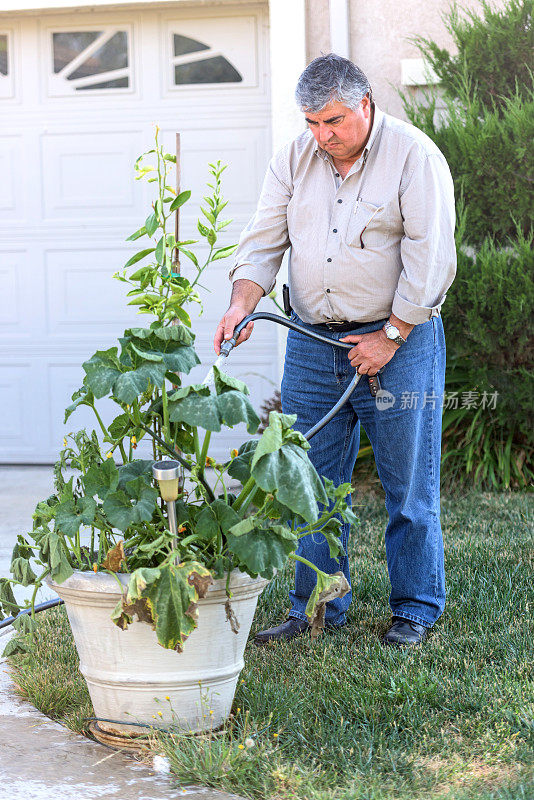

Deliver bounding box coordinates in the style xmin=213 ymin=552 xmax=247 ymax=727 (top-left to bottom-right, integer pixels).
xmin=92 ymin=563 xmax=98 ymax=573
xmin=165 ymin=696 xmax=170 ymax=701
xmin=63 ymin=437 xmax=67 ymax=447
xmin=131 ymin=436 xmax=137 ymax=444
xmin=236 ymin=707 xmax=241 ymax=714
xmin=209 ymin=710 xmax=214 ymax=715
xmin=238 ymin=744 xmax=244 ymax=750
xmin=106 ymin=451 xmax=113 ymax=459
xmin=230 ymin=449 xmax=238 ymax=458
xmin=273 ymin=732 xmax=279 ymax=738
xmin=158 ymin=711 xmax=163 ymax=717
xmin=240 ymin=679 xmax=245 ymax=684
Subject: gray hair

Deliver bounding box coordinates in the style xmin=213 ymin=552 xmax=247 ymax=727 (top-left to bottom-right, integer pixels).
xmin=295 ymin=53 xmax=371 ymax=112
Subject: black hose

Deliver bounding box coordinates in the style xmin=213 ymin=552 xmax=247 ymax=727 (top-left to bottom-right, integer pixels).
xmin=0 ymin=598 xmax=64 ymax=631
xmin=220 ymin=312 xmax=354 ymax=356
xmin=220 ymin=312 xmax=362 ymax=440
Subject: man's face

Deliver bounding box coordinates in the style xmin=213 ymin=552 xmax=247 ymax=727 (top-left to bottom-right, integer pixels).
xmin=304 ymin=97 xmax=372 ymax=161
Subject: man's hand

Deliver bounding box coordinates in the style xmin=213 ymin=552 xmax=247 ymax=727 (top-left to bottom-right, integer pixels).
xmin=213 ymin=305 xmax=254 ymax=355
xmin=213 ymin=279 xmax=264 ymax=355
xmin=339 ymin=329 xmax=399 ymax=375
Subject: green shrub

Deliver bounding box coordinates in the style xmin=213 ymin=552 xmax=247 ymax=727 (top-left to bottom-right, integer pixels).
xmin=401 ymin=0 xmax=533 ymax=490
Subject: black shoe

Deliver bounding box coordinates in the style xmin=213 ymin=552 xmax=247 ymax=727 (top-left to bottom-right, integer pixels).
xmin=382 ymin=616 xmax=429 ymax=647
xmin=254 ymin=617 xmax=309 ymax=645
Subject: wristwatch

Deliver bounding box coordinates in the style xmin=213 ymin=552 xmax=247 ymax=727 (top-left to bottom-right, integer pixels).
xmin=383 ymin=320 xmax=406 ymax=346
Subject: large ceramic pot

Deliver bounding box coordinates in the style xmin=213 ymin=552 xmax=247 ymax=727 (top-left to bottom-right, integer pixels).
xmin=48 ymin=569 xmax=267 ymax=735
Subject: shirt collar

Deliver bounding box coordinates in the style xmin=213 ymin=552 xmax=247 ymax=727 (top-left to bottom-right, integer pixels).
xmin=314 ymin=103 xmax=384 ymax=162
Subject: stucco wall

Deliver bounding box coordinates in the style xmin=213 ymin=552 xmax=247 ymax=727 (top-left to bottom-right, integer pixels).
xmin=306 ymin=0 xmax=507 ymax=118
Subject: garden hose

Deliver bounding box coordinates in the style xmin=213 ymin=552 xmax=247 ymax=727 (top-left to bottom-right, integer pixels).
xmin=219 ymin=312 xmax=363 ymax=440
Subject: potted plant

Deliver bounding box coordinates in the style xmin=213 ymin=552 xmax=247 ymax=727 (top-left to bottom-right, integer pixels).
xmin=1 ymin=131 xmax=355 ymax=737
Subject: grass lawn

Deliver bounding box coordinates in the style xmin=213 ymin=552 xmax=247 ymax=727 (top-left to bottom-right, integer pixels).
xmin=7 ymin=491 xmax=533 ymax=800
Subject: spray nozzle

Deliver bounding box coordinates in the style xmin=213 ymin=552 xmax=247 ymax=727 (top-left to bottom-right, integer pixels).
xmin=219 ymin=337 xmax=237 ymax=357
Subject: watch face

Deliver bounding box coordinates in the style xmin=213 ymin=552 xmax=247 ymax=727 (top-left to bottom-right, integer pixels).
xmin=386 ymin=324 xmax=400 ymax=339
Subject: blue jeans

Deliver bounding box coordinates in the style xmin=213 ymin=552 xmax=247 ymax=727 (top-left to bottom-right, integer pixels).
xmin=280 ymin=314 xmax=446 ymax=628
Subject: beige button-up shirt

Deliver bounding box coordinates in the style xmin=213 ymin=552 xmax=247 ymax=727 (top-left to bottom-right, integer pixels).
xmin=229 ymin=105 xmax=456 ymax=325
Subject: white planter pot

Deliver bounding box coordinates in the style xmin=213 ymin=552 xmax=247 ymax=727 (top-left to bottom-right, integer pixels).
xmin=48 ymin=569 xmax=267 ymax=735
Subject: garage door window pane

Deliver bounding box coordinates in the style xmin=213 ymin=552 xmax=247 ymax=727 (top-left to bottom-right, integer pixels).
xmin=173 ymin=34 xmax=209 ymax=57
xmin=76 ymin=77 xmax=129 ymax=90
xmin=53 ymin=31 xmax=101 ymax=73
xmin=0 ymin=34 xmax=8 ymax=76
xmin=174 ymin=56 xmax=242 ymax=84
xmin=68 ymin=32 xmax=128 ymax=81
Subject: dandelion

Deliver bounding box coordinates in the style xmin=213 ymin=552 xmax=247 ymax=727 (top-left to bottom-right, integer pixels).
xmin=238 ymin=744 xmax=244 ymax=750
xmin=158 ymin=711 xmax=163 ymax=717
xmin=240 ymin=679 xmax=245 ymax=684
xmin=245 ymin=738 xmax=254 ymax=749
xmin=165 ymin=696 xmax=170 ymax=701
xmin=236 ymin=707 xmax=241 ymax=714
xmin=209 ymin=710 xmax=214 ymax=715
xmin=152 ymin=715 xmax=156 ymax=719
xmin=92 ymin=563 xmax=98 ymax=573
xmin=273 ymin=732 xmax=279 ymax=738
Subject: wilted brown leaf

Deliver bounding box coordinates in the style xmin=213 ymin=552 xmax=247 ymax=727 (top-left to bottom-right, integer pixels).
xmin=102 ymin=541 xmax=126 ymax=572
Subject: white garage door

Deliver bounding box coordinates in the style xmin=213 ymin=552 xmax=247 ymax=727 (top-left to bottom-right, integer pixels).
xmin=0 ymin=3 xmax=277 ymax=463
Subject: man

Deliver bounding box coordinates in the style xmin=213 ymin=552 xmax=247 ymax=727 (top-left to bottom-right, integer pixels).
xmin=214 ymin=54 xmax=456 ymax=647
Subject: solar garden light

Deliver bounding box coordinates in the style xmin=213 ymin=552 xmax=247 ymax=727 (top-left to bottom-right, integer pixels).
xmin=152 ymin=460 xmax=183 ymax=555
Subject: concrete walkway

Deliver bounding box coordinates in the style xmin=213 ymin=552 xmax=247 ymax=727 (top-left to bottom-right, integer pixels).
xmin=0 ymin=467 xmax=243 ymax=800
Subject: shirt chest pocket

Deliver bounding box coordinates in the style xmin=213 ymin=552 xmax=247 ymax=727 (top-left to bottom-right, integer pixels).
xmin=346 ymin=199 xmax=392 ymax=249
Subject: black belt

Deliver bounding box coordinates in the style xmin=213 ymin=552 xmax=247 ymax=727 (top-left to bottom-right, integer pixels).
xmin=311 ymin=318 xmax=386 ymax=333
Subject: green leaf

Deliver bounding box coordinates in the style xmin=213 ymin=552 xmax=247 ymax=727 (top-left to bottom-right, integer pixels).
xmin=215 ymin=391 xmax=259 ymax=434
xmin=83 ymin=459 xmax=120 ymax=500
xmin=10 ymin=558 xmax=37 ymax=587
xmin=252 ymin=443 xmax=326 ymax=523
xmin=212 ymin=365 xmax=249 ymax=395
xmin=82 ymin=348 xmax=122 ymax=399
xmin=0 ymin=578 xmax=19 ymax=616
xmin=226 ymin=521 xmax=296 ymax=579
xmin=113 ymin=362 xmax=167 ymax=403
xmin=155 ymin=236 xmax=165 ymax=262
xmin=145 ymin=213 xmax=158 ymax=237
xmin=152 ymin=324 xmax=194 ymax=346
xmin=168 ymin=390 xmax=221 ymax=431
xmin=37 ymin=529 xmax=73 ymax=584
xmin=126 ymin=226 xmax=147 ymax=242
xmin=305 ymin=571 xmax=350 ymax=632
xmin=64 ymin=386 xmax=95 ymax=423
xmin=55 ymin=497 xmax=96 ymax=536
xmin=179 ymin=248 xmax=198 ymax=268
xmin=227 ymin=440 xmax=257 ymax=484
xmin=118 ymin=460 xmax=154 ymax=490
xmin=123 ymin=562 xmax=212 ymax=650
xmin=197 ymin=221 xmax=210 ymax=238
xmin=207 ymin=229 xmax=217 ymax=247
xmin=124 ymin=248 xmax=156 ymax=268
xmin=212 ymin=244 xmax=238 ymax=261
xmin=169 ymin=190 xmax=191 ymax=212
xmin=195 ymin=500 xmax=240 ymax=542
xmin=2 ymin=637 xmax=31 ymax=657
xmin=103 ymin=481 xmax=158 ymax=532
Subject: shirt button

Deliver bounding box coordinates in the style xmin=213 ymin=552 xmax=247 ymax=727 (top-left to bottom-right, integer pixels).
xmin=333 ymin=228 xmax=337 ymax=233
xmin=326 ymin=289 xmax=331 ymax=293
xmin=337 ymin=199 xmax=342 ymax=203
xmin=335 ymin=173 xmax=340 ymax=177
xmin=327 ymin=258 xmax=332 ymax=262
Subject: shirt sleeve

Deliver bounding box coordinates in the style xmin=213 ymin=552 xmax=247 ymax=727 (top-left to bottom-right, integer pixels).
xmin=392 ymin=151 xmax=457 ymax=325
xmin=228 ymin=150 xmax=292 ymax=296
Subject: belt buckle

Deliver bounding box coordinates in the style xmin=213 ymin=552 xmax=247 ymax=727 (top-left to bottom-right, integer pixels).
xmin=325 ymin=321 xmax=345 ymax=331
